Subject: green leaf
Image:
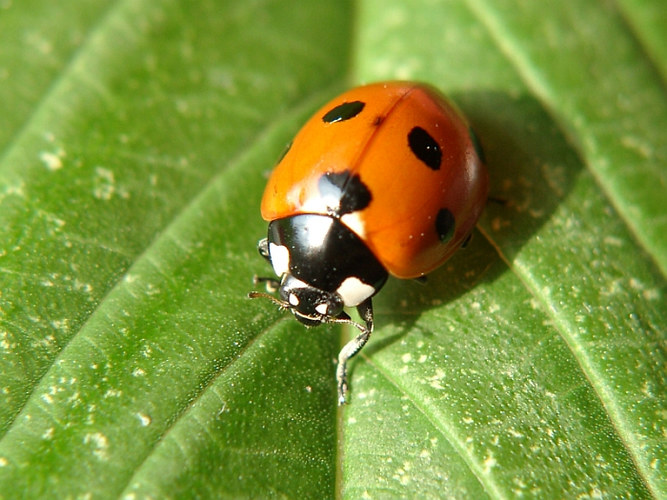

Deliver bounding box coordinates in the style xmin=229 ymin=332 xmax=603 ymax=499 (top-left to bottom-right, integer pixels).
xmin=1 ymin=0 xmax=664 ymax=498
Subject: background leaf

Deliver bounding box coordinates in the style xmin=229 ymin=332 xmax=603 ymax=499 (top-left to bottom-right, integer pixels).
xmin=0 ymin=0 xmax=664 ymax=499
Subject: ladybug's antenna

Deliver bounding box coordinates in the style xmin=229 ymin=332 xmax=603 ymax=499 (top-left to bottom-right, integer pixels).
xmin=248 ymin=291 xmax=290 ymax=310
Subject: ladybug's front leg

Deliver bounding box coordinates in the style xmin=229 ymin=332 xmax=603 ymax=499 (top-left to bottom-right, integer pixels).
xmin=253 ymin=276 xmax=280 ymax=293
xmin=336 ymin=298 xmax=374 ymax=405
xmin=356 ymin=299 xmax=374 ymax=332
xmin=254 ymin=238 xmax=280 ymax=291
xmin=257 ymin=237 xmax=271 ymax=261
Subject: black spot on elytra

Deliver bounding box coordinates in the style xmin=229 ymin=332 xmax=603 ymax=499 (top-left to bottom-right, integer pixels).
xmin=408 ymin=126 xmax=441 ymax=170
xmin=318 ymin=170 xmax=372 ymax=216
xmin=469 ymin=126 xmax=486 ymax=164
xmin=322 ymin=101 xmax=365 ymax=123
xmin=435 ymin=208 xmax=455 ymax=243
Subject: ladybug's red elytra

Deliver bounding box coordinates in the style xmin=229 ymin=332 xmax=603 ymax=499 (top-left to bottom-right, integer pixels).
xmin=250 ymin=82 xmax=488 ymax=405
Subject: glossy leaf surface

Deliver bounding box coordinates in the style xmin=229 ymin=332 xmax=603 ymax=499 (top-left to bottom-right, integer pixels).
xmin=0 ymin=0 xmax=664 ymax=498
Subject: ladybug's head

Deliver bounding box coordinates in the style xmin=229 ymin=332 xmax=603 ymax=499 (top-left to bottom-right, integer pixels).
xmin=249 ymin=274 xmax=346 ymax=327
xmin=278 ymin=274 xmax=345 ymax=326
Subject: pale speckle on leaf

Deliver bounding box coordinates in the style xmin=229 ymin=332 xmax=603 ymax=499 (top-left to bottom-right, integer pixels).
xmin=39 ymin=149 xmax=65 ymax=171
xmin=136 ymin=412 xmax=151 ymax=427
xmin=84 ymin=432 xmax=109 ymax=461
xmin=483 ymin=450 xmax=497 ymax=473
xmin=93 ymin=167 xmax=129 ymax=200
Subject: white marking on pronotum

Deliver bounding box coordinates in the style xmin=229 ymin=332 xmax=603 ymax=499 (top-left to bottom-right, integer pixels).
xmin=303 ymin=215 xmax=333 ymax=247
xmin=289 ymin=293 xmax=300 ymax=306
xmin=269 ymin=243 xmax=290 ymax=277
xmin=315 ymin=303 xmax=328 ymax=315
xmin=341 ymin=212 xmax=366 ymax=239
xmin=301 ymin=192 xmax=341 ymax=215
xmin=337 ymin=277 xmax=375 ymax=306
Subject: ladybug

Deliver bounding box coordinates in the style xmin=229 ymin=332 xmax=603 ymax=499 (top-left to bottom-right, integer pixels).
xmin=250 ymin=82 xmax=488 ymax=404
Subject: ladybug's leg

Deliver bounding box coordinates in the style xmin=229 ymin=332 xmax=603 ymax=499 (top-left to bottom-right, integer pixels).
xmin=336 ymin=298 xmax=374 ymax=405
xmin=254 ymin=238 xmax=280 ymax=291
xmin=253 ymin=275 xmax=279 ymax=293
xmin=356 ymin=299 xmax=374 ymax=331
xmin=257 ymin=238 xmax=270 ymax=261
